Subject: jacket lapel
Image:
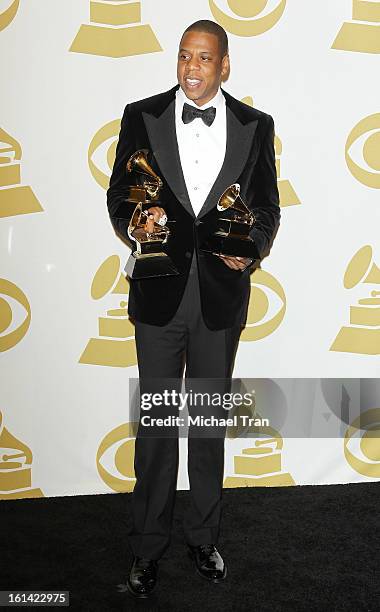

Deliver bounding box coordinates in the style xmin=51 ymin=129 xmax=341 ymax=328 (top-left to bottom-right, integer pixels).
xmin=142 ymin=86 xmax=258 ymax=220
xmin=143 ymin=87 xmax=194 ymax=218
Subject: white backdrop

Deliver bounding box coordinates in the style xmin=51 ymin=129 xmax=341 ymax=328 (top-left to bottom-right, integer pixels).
xmin=1 ymin=0 xmax=380 ymax=500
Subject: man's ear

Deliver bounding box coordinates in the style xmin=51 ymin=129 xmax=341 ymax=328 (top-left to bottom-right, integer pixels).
xmin=221 ymin=54 xmax=230 ymax=81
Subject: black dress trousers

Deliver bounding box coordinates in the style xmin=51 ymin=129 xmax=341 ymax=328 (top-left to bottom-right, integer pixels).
xmin=127 ymin=253 xmax=243 ymax=560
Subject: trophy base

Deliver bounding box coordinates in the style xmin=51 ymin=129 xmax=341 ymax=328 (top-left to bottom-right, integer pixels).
xmin=0 ymin=185 xmax=43 ymax=218
xmin=332 ymin=22 xmax=380 ymax=54
xmin=223 ymin=472 xmax=295 ymax=488
xmin=330 ymin=326 xmax=380 ymax=355
xmin=201 ymin=234 xmax=260 ymax=259
xmin=69 ymin=24 xmax=162 ymax=58
xmin=124 ymin=252 xmax=179 ymax=279
xmin=217 ymin=218 xmax=252 ymax=236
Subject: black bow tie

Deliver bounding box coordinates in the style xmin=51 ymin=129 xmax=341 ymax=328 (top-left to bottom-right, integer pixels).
xmin=182 ymin=102 xmax=216 ymax=127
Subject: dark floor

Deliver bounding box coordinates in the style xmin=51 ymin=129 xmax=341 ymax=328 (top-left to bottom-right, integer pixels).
xmin=1 ymin=482 xmax=379 ymax=611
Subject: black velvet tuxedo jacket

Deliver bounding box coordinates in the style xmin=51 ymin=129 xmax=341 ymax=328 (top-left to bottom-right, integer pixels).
xmin=107 ymin=84 xmax=280 ymax=330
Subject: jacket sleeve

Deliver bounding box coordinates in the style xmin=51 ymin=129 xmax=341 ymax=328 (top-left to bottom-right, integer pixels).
xmin=106 ymin=104 xmax=137 ymax=242
xmin=248 ymin=114 xmax=281 ymax=262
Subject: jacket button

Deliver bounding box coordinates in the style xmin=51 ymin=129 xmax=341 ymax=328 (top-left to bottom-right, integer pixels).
xmin=185 ymin=251 xmax=192 ymax=259
xmin=194 ymin=219 xmax=201 ymax=226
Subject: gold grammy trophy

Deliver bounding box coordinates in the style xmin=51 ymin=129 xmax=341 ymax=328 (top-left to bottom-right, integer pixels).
xmin=124 ymin=150 xmax=179 ymax=279
xmin=201 ymin=183 xmax=260 ymax=260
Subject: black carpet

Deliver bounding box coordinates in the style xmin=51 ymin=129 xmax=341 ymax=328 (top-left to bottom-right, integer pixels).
xmin=1 ymin=483 xmax=379 ymax=611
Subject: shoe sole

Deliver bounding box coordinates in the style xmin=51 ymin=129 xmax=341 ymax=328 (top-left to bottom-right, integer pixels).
xmin=126 ymin=579 xmax=156 ymax=599
xmin=187 ymin=550 xmax=227 ymax=583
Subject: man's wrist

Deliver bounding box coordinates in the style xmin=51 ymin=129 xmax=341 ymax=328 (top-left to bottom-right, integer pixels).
xmin=241 ymin=257 xmax=253 ymax=271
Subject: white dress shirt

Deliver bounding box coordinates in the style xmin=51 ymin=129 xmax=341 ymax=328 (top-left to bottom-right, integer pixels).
xmin=175 ymin=86 xmax=227 ymax=217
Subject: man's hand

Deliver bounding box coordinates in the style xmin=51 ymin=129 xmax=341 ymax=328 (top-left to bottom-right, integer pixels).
xmin=218 ymin=254 xmax=253 ymax=271
xmin=145 ymin=206 xmax=167 ymax=233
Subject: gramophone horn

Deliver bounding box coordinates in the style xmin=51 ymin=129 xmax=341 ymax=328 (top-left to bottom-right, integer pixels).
xmin=344 ymin=245 xmax=380 ymax=289
xmin=127 ymin=149 xmax=163 ymax=189
xmin=217 ymin=183 xmax=254 ymax=222
xmin=217 ymin=183 xmax=240 ymax=211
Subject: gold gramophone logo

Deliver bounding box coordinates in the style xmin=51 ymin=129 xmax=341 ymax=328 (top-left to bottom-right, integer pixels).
xmin=344 ymin=408 xmax=380 ymax=477
xmin=0 ymin=411 xmax=43 ymax=500
xmin=97 ymin=422 xmax=136 ymax=492
xmin=88 ymin=119 xmax=120 ymax=189
xmin=209 ymin=0 xmax=286 ymax=36
xmin=70 ymin=0 xmax=162 ymax=58
xmin=225 ymin=424 xmax=294 ymax=487
xmin=79 ymin=255 xmax=137 ymax=367
xmin=0 ymin=278 xmax=31 ymax=352
xmin=332 ymin=0 xmax=380 ymax=54
xmin=241 ymin=269 xmax=286 ymax=341
xmin=0 ymin=0 xmax=19 ymax=32
xmin=345 ymin=113 xmax=380 ymax=189
xmin=242 ymin=96 xmax=300 ymax=207
xmin=0 ymin=128 xmax=43 ymax=218
xmin=330 ymin=245 xmax=380 ymax=355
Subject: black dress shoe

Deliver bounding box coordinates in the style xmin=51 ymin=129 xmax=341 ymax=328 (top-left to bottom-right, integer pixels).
xmin=188 ymin=543 xmax=227 ymax=583
xmin=127 ymin=556 xmax=158 ymax=598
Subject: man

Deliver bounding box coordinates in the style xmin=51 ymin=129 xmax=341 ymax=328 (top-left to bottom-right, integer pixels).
xmin=107 ymin=20 xmax=280 ymax=598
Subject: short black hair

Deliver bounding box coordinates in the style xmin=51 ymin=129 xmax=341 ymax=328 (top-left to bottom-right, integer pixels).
xmin=181 ymin=20 xmax=229 ymax=58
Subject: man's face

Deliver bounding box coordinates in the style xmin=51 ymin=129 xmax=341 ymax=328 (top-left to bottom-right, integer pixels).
xmin=177 ymin=30 xmax=229 ymax=107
